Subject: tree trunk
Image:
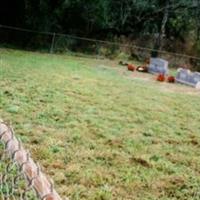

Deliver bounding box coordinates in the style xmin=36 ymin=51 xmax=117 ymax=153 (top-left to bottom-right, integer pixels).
xmin=196 ymin=0 xmax=200 ymax=41
xmin=152 ymin=0 xmax=170 ymax=57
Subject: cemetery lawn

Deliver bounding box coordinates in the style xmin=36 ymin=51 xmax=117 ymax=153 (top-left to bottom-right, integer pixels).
xmin=1 ymin=48 xmax=200 ymax=200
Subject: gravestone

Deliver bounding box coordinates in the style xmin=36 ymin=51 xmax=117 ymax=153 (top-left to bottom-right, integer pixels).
xmin=189 ymin=72 xmax=200 ymax=86
xmin=148 ymin=58 xmax=169 ymax=75
xmin=176 ymin=68 xmax=200 ymax=88
xmin=176 ymin=68 xmax=190 ymax=84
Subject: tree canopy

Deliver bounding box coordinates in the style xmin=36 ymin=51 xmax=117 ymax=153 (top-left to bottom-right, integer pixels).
xmin=0 ymin=0 xmax=200 ymax=55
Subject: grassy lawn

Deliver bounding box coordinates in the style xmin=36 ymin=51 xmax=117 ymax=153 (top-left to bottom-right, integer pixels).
xmin=1 ymin=48 xmax=200 ymax=200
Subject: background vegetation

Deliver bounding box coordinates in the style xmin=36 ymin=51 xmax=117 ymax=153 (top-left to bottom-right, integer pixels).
xmin=1 ymin=0 xmax=200 ymax=60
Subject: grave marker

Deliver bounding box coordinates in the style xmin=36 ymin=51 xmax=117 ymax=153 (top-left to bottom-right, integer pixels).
xmin=148 ymin=58 xmax=169 ymax=75
xmin=176 ymin=68 xmax=200 ymax=88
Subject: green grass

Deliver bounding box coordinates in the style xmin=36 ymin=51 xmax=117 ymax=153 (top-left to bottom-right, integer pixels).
xmin=1 ymin=48 xmax=200 ymax=200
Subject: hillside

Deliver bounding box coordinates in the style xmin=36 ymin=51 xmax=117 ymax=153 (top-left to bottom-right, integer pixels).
xmin=1 ymin=48 xmax=200 ymax=200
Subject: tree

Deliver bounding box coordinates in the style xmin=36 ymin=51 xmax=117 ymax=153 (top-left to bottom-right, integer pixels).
xmin=0 ymin=0 xmax=199 ymax=58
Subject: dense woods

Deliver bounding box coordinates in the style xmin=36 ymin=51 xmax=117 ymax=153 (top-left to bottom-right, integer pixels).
xmin=0 ymin=0 xmax=200 ymax=59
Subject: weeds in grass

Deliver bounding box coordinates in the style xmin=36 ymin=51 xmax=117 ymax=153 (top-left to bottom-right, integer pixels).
xmin=1 ymin=48 xmax=200 ymax=199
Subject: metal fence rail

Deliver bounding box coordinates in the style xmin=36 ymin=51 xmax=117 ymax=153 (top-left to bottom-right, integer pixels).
xmin=0 ymin=120 xmax=67 ymax=200
xmin=0 ymin=24 xmax=200 ymax=61
xmin=0 ymin=24 xmax=200 ymax=70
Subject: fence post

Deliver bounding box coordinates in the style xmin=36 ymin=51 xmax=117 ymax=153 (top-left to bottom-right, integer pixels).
xmin=50 ymin=33 xmax=56 ymax=54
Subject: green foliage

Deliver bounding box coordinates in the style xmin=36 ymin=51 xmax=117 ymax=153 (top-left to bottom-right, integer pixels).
xmin=1 ymin=0 xmax=200 ymax=56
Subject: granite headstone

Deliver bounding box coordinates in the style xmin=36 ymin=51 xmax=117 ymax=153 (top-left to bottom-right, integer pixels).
xmin=176 ymin=68 xmax=200 ymax=88
xmin=148 ymin=58 xmax=169 ymax=75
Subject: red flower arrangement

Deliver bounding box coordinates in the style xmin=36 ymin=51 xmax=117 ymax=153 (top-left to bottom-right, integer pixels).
xmin=127 ymin=64 xmax=135 ymax=71
xmin=167 ymin=76 xmax=175 ymax=83
xmin=157 ymin=74 xmax=165 ymax=82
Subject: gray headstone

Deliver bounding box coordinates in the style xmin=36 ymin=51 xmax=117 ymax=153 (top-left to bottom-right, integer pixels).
xmin=189 ymin=72 xmax=200 ymax=85
xmin=176 ymin=68 xmax=190 ymax=82
xmin=176 ymin=68 xmax=200 ymax=88
xmin=148 ymin=58 xmax=169 ymax=75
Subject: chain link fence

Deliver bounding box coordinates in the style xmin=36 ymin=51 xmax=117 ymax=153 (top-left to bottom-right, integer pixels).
xmin=0 ymin=147 xmax=37 ymax=200
xmin=0 ymin=24 xmax=200 ymax=70
xmin=0 ymin=120 xmax=67 ymax=200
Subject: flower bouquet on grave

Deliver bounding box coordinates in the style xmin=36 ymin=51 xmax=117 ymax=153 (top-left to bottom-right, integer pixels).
xmin=157 ymin=74 xmax=165 ymax=82
xmin=167 ymin=76 xmax=175 ymax=83
xmin=127 ymin=64 xmax=136 ymax=71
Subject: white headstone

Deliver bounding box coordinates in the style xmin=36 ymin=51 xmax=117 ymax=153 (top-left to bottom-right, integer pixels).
xmin=148 ymin=58 xmax=169 ymax=75
xmin=189 ymin=72 xmax=200 ymax=85
xmin=176 ymin=68 xmax=200 ymax=88
xmin=176 ymin=68 xmax=190 ymax=83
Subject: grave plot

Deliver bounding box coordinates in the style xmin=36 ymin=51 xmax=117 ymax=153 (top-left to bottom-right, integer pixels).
xmin=176 ymin=68 xmax=200 ymax=88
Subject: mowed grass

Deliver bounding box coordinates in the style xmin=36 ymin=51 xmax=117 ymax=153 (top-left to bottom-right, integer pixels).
xmin=1 ymin=48 xmax=200 ymax=200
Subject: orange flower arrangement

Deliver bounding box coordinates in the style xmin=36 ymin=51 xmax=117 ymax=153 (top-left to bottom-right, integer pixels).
xmin=157 ymin=74 xmax=165 ymax=82
xmin=127 ymin=64 xmax=135 ymax=71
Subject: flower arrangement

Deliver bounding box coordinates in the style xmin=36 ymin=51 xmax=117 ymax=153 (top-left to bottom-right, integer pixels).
xmin=157 ymin=74 xmax=165 ymax=82
xmin=136 ymin=66 xmax=148 ymax=72
xmin=167 ymin=76 xmax=175 ymax=83
xmin=127 ymin=64 xmax=135 ymax=71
